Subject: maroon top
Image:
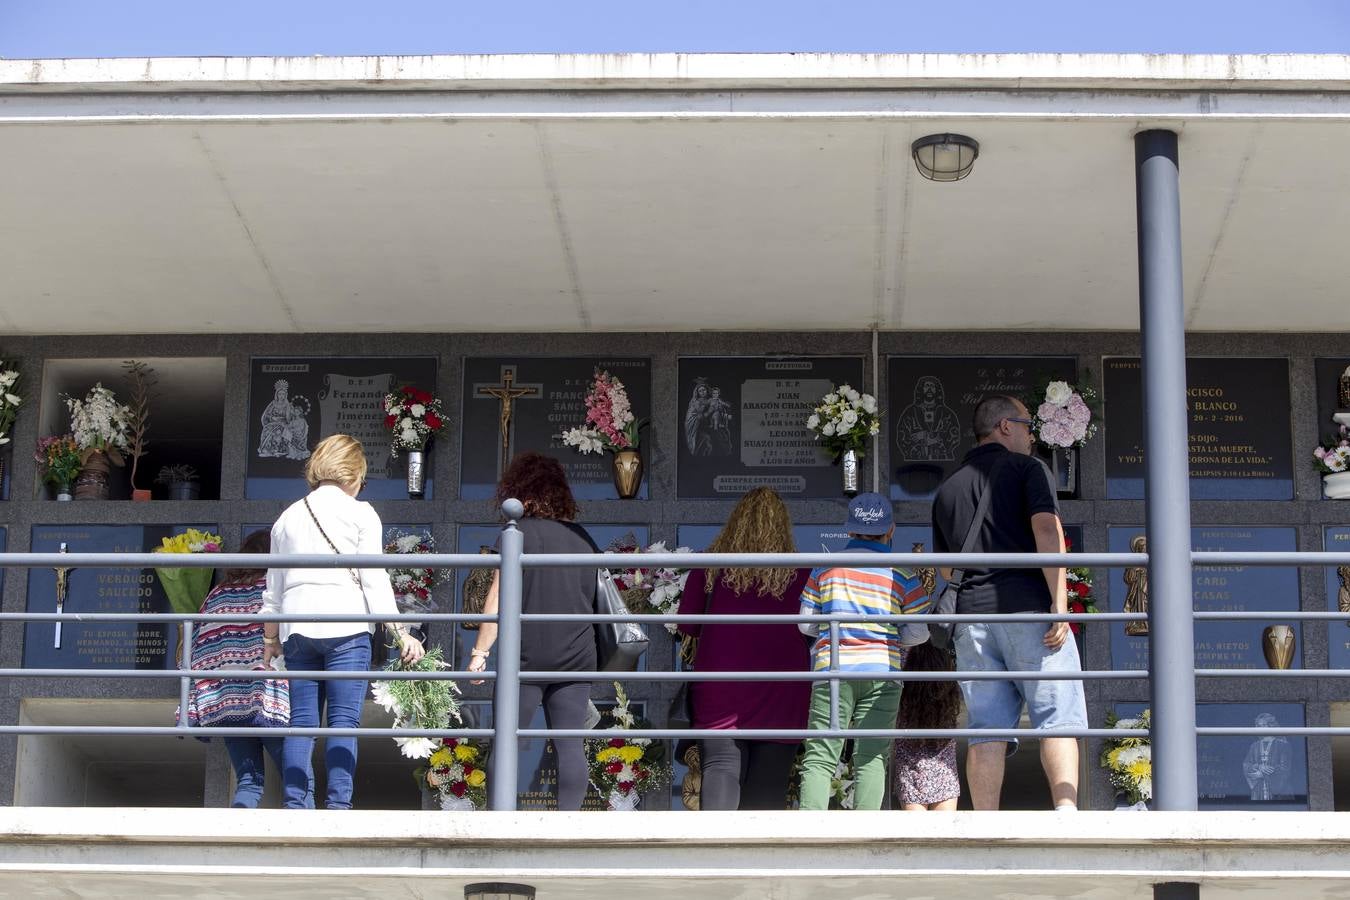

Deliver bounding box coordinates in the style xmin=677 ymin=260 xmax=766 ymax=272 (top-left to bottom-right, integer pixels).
xmin=677 ymin=567 xmax=812 ymax=742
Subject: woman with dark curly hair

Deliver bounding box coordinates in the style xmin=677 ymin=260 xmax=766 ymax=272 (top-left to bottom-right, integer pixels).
xmin=893 ymin=640 xmax=962 ymax=810
xmin=678 ymin=487 xmax=811 ymax=810
xmin=466 ymin=451 xmax=597 ymax=810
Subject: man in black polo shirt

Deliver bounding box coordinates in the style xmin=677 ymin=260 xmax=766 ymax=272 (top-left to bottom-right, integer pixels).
xmin=931 ymin=394 xmax=1087 ymax=811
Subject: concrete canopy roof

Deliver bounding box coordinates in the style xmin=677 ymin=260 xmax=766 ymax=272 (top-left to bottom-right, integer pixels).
xmin=1 ymin=53 xmax=1349 ymax=335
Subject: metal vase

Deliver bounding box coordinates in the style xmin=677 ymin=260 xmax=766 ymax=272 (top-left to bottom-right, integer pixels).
xmin=406 ymin=449 xmax=426 ymax=497
xmin=1262 ymin=624 xmax=1296 ymax=670
xmin=841 ymin=449 xmax=860 ymax=495
xmin=611 ymin=449 xmax=643 ymax=499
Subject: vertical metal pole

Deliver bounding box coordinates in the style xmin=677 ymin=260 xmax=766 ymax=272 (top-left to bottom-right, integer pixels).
xmin=1136 ymin=129 xmax=1198 ymax=811
xmin=489 ymin=498 xmax=525 ymax=811
xmin=828 ymin=619 xmax=841 ymax=730
xmin=178 ymin=620 xmax=194 ymax=732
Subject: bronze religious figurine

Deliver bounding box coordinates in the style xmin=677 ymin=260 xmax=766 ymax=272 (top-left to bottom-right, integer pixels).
xmin=1337 ymin=565 xmax=1350 ymax=627
xmin=912 ymin=541 xmax=938 ymax=598
xmin=1122 ymin=535 xmax=1149 ymax=636
xmin=52 ymin=542 xmax=74 ymax=650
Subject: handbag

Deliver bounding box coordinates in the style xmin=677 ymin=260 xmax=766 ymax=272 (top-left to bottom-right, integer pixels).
xmin=459 ymin=545 xmax=496 ymax=630
xmin=594 ymin=567 xmax=649 ymax=671
xmin=930 ymin=457 xmax=1006 ymax=651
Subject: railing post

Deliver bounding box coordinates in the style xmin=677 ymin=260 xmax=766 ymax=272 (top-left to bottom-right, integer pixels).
xmin=178 ymin=620 xmax=194 ymax=732
xmin=828 ymin=619 xmax=841 ymax=730
xmin=489 ymin=498 xmax=525 ymax=812
xmin=1136 ymin=128 xmax=1198 ymax=811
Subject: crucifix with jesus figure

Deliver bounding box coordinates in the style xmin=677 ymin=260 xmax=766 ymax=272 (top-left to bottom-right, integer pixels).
xmin=474 ymin=365 xmax=543 ymax=478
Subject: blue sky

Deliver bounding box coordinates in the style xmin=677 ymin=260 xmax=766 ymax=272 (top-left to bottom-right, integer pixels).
xmin=2 ymin=0 xmax=1348 ymax=58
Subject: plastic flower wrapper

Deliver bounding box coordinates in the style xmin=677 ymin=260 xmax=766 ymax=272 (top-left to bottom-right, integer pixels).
xmin=153 ymin=528 xmax=223 ymax=616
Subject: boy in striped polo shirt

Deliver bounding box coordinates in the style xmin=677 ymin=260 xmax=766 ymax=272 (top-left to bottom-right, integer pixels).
xmin=797 ymin=493 xmax=932 ymax=810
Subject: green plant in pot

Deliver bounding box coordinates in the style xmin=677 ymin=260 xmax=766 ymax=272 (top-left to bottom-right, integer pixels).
xmin=155 ymin=464 xmax=200 ymax=501
xmin=122 ymin=360 xmax=157 ymax=501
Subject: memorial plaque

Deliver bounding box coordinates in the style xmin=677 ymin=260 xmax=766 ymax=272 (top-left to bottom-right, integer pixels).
xmin=453 ymin=524 xmax=649 ymax=670
xmin=459 ymin=698 xmax=649 ymax=810
xmin=246 ymin=356 xmax=439 ymax=500
xmin=1116 ymin=702 xmax=1308 ymax=810
xmin=1324 ymin=526 xmax=1350 ymax=670
xmin=887 ymin=356 xmax=1076 ymax=499
xmin=24 ymin=524 xmax=216 ymax=669
xmin=1108 ymin=526 xmax=1300 ymax=671
xmin=461 ymin=357 xmax=652 ymax=500
xmin=677 ymin=356 xmax=864 ymax=499
xmin=1104 ymin=357 xmax=1293 ymax=500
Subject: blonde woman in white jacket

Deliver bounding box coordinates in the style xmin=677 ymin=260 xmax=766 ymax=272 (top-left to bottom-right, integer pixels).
xmin=261 ymin=434 xmax=424 ymax=809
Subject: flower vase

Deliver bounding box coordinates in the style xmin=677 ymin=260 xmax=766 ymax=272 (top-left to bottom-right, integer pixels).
xmin=1114 ymin=794 xmax=1151 ymax=811
xmin=439 ymin=793 xmax=477 ymax=811
xmin=74 ymin=449 xmax=112 ymax=500
xmin=406 ymin=449 xmax=426 ymax=497
xmin=841 ymin=449 xmax=859 ymax=495
xmin=606 ymin=789 xmax=640 ymax=811
xmin=611 ymin=449 xmax=643 ymax=499
xmin=1039 ymin=445 xmax=1078 ymax=498
xmin=1261 ymin=624 xmax=1296 ymax=669
xmin=1323 ymin=471 xmax=1350 ymax=500
xmin=54 ymin=483 xmax=73 ymax=502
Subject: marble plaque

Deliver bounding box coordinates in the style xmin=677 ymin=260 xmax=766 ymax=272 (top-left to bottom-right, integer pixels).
xmin=677 ymin=356 xmax=864 ymax=499
xmin=24 ymin=524 xmax=216 ymax=669
xmin=1323 ymin=526 xmax=1350 ymax=670
xmin=461 ymin=357 xmax=651 ymax=500
xmin=1108 ymin=526 xmax=1301 ymax=671
xmin=1116 ymin=702 xmax=1308 ymax=810
xmin=1103 ymin=357 xmax=1294 ymax=500
xmin=246 ymin=356 xmax=439 ymax=500
xmin=453 ymin=524 xmax=649 ymax=670
xmin=887 ymin=356 xmax=1077 ymax=499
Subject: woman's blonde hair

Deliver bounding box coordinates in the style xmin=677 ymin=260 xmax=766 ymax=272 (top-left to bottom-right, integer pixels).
xmin=304 ymin=434 xmax=368 ymax=491
xmin=704 ymin=486 xmax=797 ymax=598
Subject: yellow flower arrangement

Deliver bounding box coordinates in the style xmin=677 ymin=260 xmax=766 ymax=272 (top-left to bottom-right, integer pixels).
xmin=596 ymin=746 xmax=621 ymax=763
xmin=429 ymin=747 xmax=455 ymax=768
xmin=454 ymin=743 xmax=478 ymax=763
xmin=466 ymin=769 xmax=486 ymax=788
xmin=152 ymin=527 xmax=224 ymax=616
xmin=617 ymin=745 xmax=643 ymax=764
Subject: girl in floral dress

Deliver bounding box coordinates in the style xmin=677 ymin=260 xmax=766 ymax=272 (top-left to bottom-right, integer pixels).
xmin=893 ymin=641 xmax=962 ymax=810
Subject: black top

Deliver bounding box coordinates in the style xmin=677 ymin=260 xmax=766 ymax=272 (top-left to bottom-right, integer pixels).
xmin=931 ymin=443 xmax=1061 ymax=614
xmin=497 ymin=517 xmax=599 ymax=674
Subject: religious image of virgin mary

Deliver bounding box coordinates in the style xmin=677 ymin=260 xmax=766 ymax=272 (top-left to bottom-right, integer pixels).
xmin=895 ymin=376 xmax=961 ymax=461
xmin=257 ymin=379 xmax=312 ymax=460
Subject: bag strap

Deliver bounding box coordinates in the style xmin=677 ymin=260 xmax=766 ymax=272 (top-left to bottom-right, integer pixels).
xmin=946 ymin=456 xmax=1008 ymax=594
xmin=302 ymin=496 xmax=364 ymax=598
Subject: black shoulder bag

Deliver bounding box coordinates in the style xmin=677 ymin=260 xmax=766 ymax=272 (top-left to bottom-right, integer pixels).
xmin=930 ymin=457 xmax=1006 ymax=650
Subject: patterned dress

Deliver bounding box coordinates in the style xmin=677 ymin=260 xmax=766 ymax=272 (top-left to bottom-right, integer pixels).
xmin=893 ymin=738 xmax=960 ymax=806
xmin=184 ymin=579 xmax=289 ymax=728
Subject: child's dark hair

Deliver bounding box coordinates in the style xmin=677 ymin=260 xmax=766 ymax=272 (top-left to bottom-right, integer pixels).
xmin=898 ymin=641 xmax=962 ymax=743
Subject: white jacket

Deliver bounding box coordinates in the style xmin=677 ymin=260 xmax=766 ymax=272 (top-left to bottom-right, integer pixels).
xmin=260 ymin=484 xmax=398 ymax=643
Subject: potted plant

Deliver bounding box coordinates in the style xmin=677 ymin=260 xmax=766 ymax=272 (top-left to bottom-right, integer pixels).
xmin=155 ymin=463 xmax=200 ymax=500
xmin=558 ymin=369 xmax=649 ymax=499
xmin=121 ymin=360 xmax=157 ymax=501
xmin=805 ymin=383 xmax=882 ymax=495
xmin=34 ymin=435 xmax=81 ymax=501
xmin=65 ymin=383 xmax=131 ymax=500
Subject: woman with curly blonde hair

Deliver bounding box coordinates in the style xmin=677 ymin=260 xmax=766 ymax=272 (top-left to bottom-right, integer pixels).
xmin=677 ymin=486 xmax=811 ymax=810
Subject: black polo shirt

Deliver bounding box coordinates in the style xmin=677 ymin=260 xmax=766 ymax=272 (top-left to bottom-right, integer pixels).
xmin=930 ymin=443 xmax=1061 ymax=614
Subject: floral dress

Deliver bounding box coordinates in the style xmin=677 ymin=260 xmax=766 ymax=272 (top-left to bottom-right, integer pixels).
xmin=893 ymin=738 xmax=960 ymax=806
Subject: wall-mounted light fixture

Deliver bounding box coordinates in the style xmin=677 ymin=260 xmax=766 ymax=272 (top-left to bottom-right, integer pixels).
xmin=911 ymin=133 xmax=980 ymax=182
xmin=464 ymin=884 xmax=537 ymax=900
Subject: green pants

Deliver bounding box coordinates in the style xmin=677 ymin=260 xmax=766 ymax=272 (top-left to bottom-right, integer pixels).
xmin=798 ymin=678 xmax=901 ymax=811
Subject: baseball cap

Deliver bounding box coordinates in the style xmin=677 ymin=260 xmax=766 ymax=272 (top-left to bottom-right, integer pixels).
xmin=844 ymin=492 xmax=893 ymax=532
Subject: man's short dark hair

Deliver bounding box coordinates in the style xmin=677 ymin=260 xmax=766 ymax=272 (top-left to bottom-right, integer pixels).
xmin=850 ymin=532 xmax=889 ymax=542
xmin=972 ymin=395 xmax=1022 ymax=439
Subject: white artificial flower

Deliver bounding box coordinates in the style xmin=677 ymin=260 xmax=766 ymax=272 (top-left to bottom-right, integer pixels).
xmin=395 ymin=534 xmax=423 ymax=552
xmin=0 ymin=437 xmax=9 ymax=445
xmin=840 ymin=409 xmax=859 ymax=429
xmin=861 ymin=394 xmax=877 ymax=415
xmin=823 ymin=392 xmax=838 ymax=405
xmin=822 ymin=422 xmax=836 ymax=436
xmin=868 ymin=421 xmax=880 ymax=436
xmin=1044 ymin=381 xmax=1074 ymax=406
xmin=1138 ymin=777 xmax=1153 ymax=801
xmin=4 ymin=393 xmax=19 ymax=406
xmin=0 ymin=370 xmax=17 ymax=388
xmin=370 ymin=682 xmax=399 ymax=714
xmin=806 ymin=413 xmax=820 ymax=430
xmin=395 ymin=736 xmax=439 ymax=760
xmin=409 ymin=403 xmax=426 ymax=417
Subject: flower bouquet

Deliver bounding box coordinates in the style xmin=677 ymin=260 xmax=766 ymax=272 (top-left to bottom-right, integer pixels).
xmin=35 ymin=435 xmax=82 ymax=497
xmin=586 ymin=682 xmax=671 ymax=810
xmin=383 ymin=385 xmax=446 ymax=454
xmin=1028 ymin=380 xmax=1097 ymax=448
xmin=371 ymin=646 xmax=461 ymax=760
xmin=604 ymin=533 xmax=692 ymax=632
xmin=416 ymin=737 xmax=488 ymax=810
xmin=385 ymin=530 xmax=450 ymax=616
xmin=66 ymin=383 xmax=131 ymax=465
xmin=0 ymin=362 xmax=22 ymax=446
xmin=805 ymin=384 xmax=881 ymax=493
xmin=1100 ymin=709 xmax=1152 ymax=808
xmin=1064 ymin=537 xmax=1099 ymax=635
xmin=1314 ymin=426 xmax=1350 ymax=499
xmin=153 ymin=528 xmax=223 ymax=616
xmin=559 ymin=369 xmax=647 ymax=455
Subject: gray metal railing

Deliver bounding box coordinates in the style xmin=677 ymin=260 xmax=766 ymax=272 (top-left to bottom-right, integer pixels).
xmin=2 ymin=502 xmax=1350 ymax=811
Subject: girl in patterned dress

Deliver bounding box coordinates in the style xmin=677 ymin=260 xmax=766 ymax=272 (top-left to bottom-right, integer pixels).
xmin=893 ymin=641 xmax=962 ymax=810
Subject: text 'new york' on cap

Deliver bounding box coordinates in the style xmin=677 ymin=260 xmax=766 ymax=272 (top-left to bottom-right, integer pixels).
xmin=844 ymin=492 xmax=893 ymax=532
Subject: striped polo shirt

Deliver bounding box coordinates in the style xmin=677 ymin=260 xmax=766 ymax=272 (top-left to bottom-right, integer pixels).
xmin=799 ymin=538 xmax=933 ymax=673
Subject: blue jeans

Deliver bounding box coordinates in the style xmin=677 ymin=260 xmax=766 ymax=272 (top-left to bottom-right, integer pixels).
xmin=955 ymin=621 xmax=1087 ymax=747
xmin=282 ymin=631 xmax=372 ymax=810
xmin=224 ymin=737 xmax=284 ymax=808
